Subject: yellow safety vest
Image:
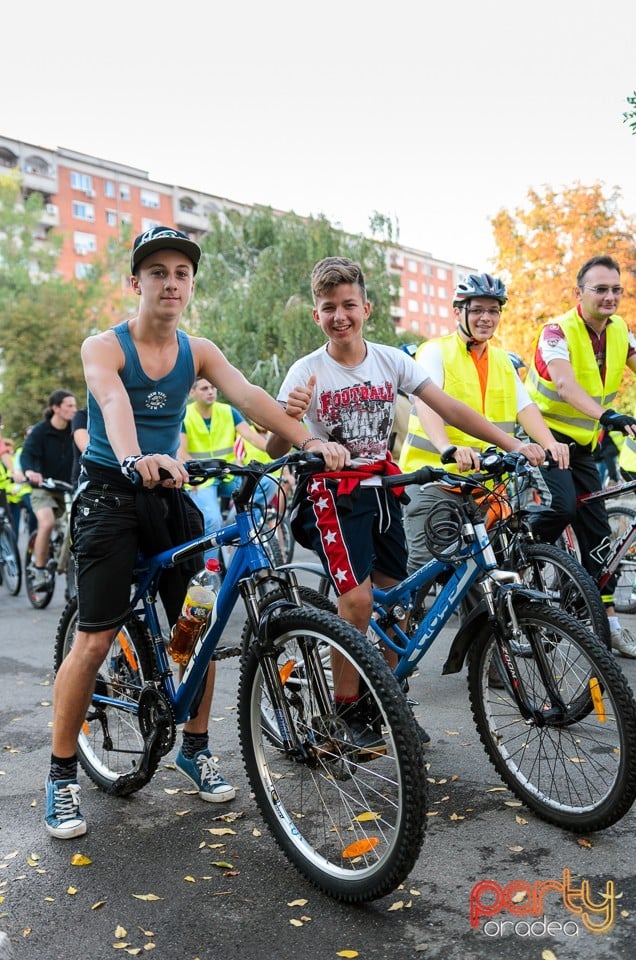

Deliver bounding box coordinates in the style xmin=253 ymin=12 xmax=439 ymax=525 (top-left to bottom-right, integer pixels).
xmin=182 ymin=402 xmax=237 ymax=489
xmin=398 ymin=334 xmax=518 ymax=473
xmin=619 ymin=430 xmax=636 ymax=475
xmin=526 ymin=308 xmax=628 ymax=449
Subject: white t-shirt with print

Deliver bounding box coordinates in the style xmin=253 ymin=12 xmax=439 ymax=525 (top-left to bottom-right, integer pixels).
xmin=277 ymin=341 xmax=431 ymax=466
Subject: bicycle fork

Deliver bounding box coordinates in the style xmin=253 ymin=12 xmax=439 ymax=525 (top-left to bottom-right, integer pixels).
xmin=481 ymin=576 xmax=568 ymax=725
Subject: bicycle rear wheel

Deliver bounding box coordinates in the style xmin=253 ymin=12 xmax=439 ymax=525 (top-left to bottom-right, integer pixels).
xmin=606 ymin=504 xmax=636 ymax=614
xmin=468 ymin=599 xmax=636 ymax=831
xmin=238 ymin=606 xmax=427 ymax=902
xmin=513 ymin=541 xmax=610 ymax=647
xmin=0 ymin=519 xmax=21 ymax=595
xmin=24 ymin=531 xmax=55 ymax=609
xmin=54 ymin=599 xmax=156 ymax=793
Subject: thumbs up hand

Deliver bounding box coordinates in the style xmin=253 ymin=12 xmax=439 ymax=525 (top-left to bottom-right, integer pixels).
xmin=286 ymin=375 xmax=316 ymax=421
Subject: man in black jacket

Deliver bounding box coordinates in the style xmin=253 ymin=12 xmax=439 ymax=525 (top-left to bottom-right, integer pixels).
xmin=21 ymin=389 xmax=77 ymax=589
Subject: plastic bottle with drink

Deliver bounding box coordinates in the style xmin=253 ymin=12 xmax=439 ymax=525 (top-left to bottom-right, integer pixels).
xmin=167 ymin=558 xmax=221 ymax=664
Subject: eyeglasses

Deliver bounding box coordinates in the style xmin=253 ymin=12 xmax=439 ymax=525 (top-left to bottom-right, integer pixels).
xmin=583 ymin=285 xmax=624 ymax=296
xmin=466 ymin=307 xmax=501 ymax=318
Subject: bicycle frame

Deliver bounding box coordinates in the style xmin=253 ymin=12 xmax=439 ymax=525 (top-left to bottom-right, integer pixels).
xmin=365 ymin=513 xmax=518 ymax=683
xmin=91 ymin=480 xmax=301 ymax=727
xmin=561 ymin=478 xmax=636 ymax=593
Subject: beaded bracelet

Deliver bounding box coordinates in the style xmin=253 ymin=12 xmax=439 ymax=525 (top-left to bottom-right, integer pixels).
xmin=298 ymin=436 xmax=321 ymax=451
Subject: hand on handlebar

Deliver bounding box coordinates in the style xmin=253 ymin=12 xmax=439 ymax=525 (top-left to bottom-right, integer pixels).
xmin=304 ymin=439 xmax=350 ymax=470
xmin=600 ymin=408 xmax=636 ymax=436
xmin=543 ymin=441 xmax=570 ymax=470
xmin=448 ymin=445 xmax=482 ymax=473
xmin=515 ymin=442 xmax=546 ymax=467
xmin=128 ymin=454 xmax=189 ymax=489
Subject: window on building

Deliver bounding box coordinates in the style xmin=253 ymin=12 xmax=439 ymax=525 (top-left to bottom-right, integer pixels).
xmin=429 ymin=304 xmax=436 ymax=316
xmin=410 ymin=320 xmax=419 ymax=332
xmin=407 ymin=259 xmax=418 ymax=273
xmin=75 ymin=262 xmax=95 ymax=279
xmin=71 ymin=171 xmax=93 ymax=193
xmin=437 ymin=267 xmax=448 ymax=280
xmin=119 ymin=184 xmax=131 ymax=202
xmin=73 ymin=231 xmax=97 ymax=255
xmin=104 ymin=181 xmax=115 ymax=198
xmin=141 ymin=189 xmax=160 ymax=209
xmin=439 ymin=306 xmax=449 ymax=318
xmin=407 ymin=299 xmax=419 ymax=313
xmin=430 ymin=322 xmax=437 ymax=336
xmin=408 ymin=279 xmax=418 ymax=293
xmin=179 ymin=196 xmax=196 ymax=212
xmin=106 ymin=210 xmax=117 ymax=227
xmin=120 ymin=212 xmax=132 ymax=225
xmin=438 ymin=287 xmax=447 ymax=299
xmin=72 ymin=201 xmax=95 ymax=222
xmin=141 ymin=217 xmax=161 ymax=232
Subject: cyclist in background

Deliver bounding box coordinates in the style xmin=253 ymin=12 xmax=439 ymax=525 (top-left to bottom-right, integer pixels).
xmin=20 ymin=390 xmax=77 ymax=590
xmin=45 ymin=226 xmax=348 ymax=840
xmin=177 ymin=378 xmax=271 ymax=560
xmin=526 ymin=254 xmax=636 ymax=658
xmin=399 ymin=273 xmax=568 ymax=580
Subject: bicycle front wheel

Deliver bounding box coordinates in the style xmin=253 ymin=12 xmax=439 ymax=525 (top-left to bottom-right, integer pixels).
xmin=0 ymin=520 xmax=21 ymax=595
xmin=24 ymin=531 xmax=55 ymax=609
xmin=468 ymin=600 xmax=636 ymax=831
xmin=54 ymin=599 xmax=156 ymax=793
xmin=606 ymin=504 xmax=636 ymax=614
xmin=238 ymin=606 xmax=427 ymax=902
xmin=514 ymin=541 xmax=610 ymax=647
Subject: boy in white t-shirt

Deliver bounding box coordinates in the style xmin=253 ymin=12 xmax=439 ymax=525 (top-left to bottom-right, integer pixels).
xmin=267 ymin=257 xmax=545 ymax=750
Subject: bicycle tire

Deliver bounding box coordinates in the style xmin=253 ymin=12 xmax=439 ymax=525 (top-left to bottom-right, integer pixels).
xmin=238 ymin=606 xmax=427 ymax=902
xmin=606 ymin=504 xmax=636 ymax=614
xmin=511 ymin=540 xmax=610 ymax=648
xmin=24 ymin=531 xmax=55 ymax=609
xmin=240 ymin=586 xmax=337 ymax=744
xmin=467 ymin=599 xmax=636 ymax=831
xmin=0 ymin=520 xmax=22 ymax=595
xmin=54 ymin=599 xmax=156 ymax=793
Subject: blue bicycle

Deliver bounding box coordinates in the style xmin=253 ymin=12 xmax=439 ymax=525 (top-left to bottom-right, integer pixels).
xmin=54 ymin=453 xmax=426 ymax=903
xmin=280 ymin=450 xmax=636 ymax=832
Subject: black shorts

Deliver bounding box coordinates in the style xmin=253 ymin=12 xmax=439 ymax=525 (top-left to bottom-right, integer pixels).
xmin=292 ymin=479 xmax=408 ymax=596
xmin=72 ymin=474 xmax=203 ymax=632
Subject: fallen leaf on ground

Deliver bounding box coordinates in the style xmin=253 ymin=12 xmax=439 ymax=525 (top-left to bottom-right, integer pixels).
xmin=132 ymin=893 xmax=161 ymax=901
xmin=70 ymin=853 xmax=92 ymax=866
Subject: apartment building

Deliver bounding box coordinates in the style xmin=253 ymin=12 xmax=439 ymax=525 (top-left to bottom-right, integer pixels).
xmin=0 ymin=133 xmax=475 ymax=339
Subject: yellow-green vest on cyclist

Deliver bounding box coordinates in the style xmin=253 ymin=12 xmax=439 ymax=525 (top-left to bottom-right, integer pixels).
xmin=526 ymin=307 xmax=628 ymax=449
xmin=182 ymin=402 xmax=237 ymax=490
xmin=398 ymin=334 xmax=518 ymax=473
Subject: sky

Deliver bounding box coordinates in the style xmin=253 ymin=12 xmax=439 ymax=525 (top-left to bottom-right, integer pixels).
xmin=5 ymin=0 xmax=636 ymax=270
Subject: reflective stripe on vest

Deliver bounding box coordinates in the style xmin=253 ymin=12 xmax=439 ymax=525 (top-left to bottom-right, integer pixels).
xmin=526 ymin=308 xmax=628 ymax=448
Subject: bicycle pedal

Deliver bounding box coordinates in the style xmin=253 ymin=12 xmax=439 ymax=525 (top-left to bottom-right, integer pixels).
xmin=212 ymin=646 xmax=242 ymax=661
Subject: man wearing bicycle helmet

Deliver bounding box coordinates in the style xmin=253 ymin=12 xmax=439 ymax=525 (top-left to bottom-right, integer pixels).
xmin=526 ymin=255 xmax=636 ymax=658
xmin=399 ymin=272 xmax=569 ymax=573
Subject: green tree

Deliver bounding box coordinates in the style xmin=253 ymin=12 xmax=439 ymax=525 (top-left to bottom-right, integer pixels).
xmin=490 ymin=181 xmax=636 ymax=410
xmin=623 ymin=90 xmax=636 ymax=136
xmin=191 ymin=206 xmax=399 ymax=396
xmin=0 ymin=173 xmax=134 ymax=438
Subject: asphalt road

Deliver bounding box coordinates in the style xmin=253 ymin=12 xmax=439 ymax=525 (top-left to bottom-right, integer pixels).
xmin=1 ymin=550 xmax=636 ymax=960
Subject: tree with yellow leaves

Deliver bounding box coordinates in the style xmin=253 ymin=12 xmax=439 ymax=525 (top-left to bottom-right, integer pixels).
xmin=489 ymin=181 xmax=636 ymax=409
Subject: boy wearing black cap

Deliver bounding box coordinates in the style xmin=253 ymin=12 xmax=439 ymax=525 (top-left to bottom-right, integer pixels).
xmin=45 ymin=227 xmax=349 ymax=839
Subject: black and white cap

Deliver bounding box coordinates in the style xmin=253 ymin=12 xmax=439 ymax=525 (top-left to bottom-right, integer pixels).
xmin=130 ymin=226 xmax=201 ymax=275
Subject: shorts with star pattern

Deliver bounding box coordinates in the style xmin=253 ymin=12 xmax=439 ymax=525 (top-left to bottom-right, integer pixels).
xmin=293 ymin=477 xmax=408 ymax=595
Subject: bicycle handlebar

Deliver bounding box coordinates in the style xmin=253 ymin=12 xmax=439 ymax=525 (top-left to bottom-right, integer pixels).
xmin=39 ymin=478 xmax=75 ymax=493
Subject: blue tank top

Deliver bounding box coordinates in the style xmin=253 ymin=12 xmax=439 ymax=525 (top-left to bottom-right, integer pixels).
xmin=84 ymin=320 xmax=195 ymax=470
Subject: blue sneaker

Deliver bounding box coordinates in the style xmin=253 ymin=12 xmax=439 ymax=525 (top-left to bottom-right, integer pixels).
xmin=175 ymin=749 xmax=236 ymax=803
xmin=45 ymin=777 xmax=87 ymax=839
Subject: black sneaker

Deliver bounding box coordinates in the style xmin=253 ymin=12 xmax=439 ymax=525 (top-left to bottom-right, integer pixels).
xmin=335 ymin=701 xmax=387 ymax=759
xmin=412 ymin=716 xmax=431 ymax=747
